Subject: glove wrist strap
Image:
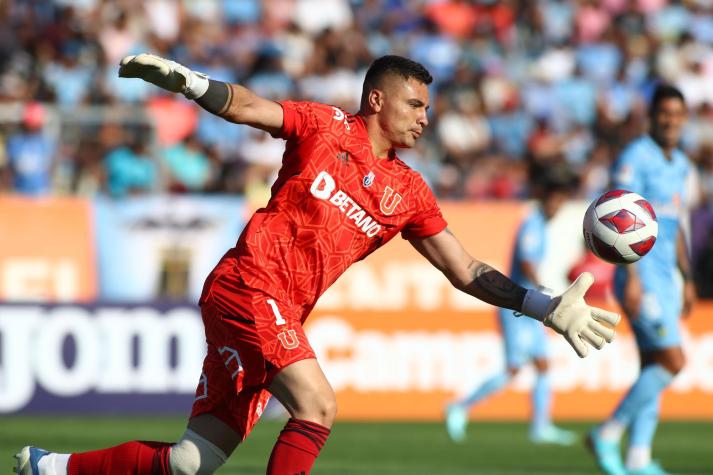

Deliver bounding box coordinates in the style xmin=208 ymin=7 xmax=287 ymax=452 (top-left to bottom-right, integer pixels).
xmin=183 ymin=71 xmax=210 ymax=99
xmin=521 ymin=289 xmax=552 ymax=322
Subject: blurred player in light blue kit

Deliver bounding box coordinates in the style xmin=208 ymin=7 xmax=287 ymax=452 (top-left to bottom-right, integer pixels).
xmin=587 ymin=84 xmax=696 ymax=475
xmin=445 ymin=166 xmax=578 ymax=446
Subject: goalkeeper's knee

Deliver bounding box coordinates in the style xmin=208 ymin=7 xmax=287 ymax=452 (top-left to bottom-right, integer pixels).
xmin=169 ymin=429 xmax=227 ymax=475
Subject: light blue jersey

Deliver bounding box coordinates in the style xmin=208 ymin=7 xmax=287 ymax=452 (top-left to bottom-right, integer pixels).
xmin=611 ymin=135 xmax=690 ymax=350
xmin=499 ymin=208 xmax=548 ymax=367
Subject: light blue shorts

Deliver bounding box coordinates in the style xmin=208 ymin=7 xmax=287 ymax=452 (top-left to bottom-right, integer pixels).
xmin=613 ymin=276 xmax=683 ymax=351
xmin=498 ymin=308 xmax=548 ymax=368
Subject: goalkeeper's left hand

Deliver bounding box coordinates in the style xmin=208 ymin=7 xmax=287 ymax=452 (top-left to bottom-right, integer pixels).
xmin=118 ymin=53 xmax=209 ymax=99
xmin=523 ymin=272 xmax=620 ymax=358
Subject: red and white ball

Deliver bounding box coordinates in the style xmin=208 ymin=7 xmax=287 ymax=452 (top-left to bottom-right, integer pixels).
xmin=583 ymin=189 xmax=658 ymax=264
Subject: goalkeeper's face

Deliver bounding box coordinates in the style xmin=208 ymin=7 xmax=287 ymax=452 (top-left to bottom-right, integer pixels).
xmin=375 ymin=76 xmax=430 ymax=149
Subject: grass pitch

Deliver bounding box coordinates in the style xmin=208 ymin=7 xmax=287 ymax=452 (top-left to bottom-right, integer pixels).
xmin=2 ymin=417 xmax=711 ymax=474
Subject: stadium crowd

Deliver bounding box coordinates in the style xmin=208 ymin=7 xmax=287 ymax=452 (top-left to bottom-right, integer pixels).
xmin=1 ymin=0 xmax=712 ymax=292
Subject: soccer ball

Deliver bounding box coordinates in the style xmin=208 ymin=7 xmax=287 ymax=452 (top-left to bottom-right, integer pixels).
xmin=582 ymin=189 xmax=658 ymax=264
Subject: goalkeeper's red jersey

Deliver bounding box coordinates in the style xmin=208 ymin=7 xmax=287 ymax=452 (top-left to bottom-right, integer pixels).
xmin=227 ymin=100 xmax=447 ymax=320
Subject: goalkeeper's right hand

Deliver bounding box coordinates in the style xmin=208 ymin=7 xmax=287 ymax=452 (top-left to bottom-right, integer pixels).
xmin=118 ymin=53 xmax=209 ymax=99
xmin=521 ymin=272 xmax=620 ymax=358
xmin=543 ymin=273 xmax=620 ymax=358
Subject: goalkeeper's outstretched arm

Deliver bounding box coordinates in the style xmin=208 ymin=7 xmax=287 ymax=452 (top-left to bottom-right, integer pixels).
xmin=118 ymin=53 xmax=284 ymax=135
xmin=410 ymin=228 xmax=620 ymax=358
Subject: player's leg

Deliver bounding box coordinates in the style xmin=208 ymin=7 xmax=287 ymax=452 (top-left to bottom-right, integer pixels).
xmin=13 ymin=419 xmax=232 ymax=475
xmin=21 ymin=405 xmax=237 ymax=475
xmin=625 ymin=394 xmax=662 ymax=475
xmin=530 ymin=358 xmax=552 ymax=437
xmin=14 ymin=442 xmax=173 ymax=475
xmin=444 ymin=309 xmax=519 ymax=442
xmin=15 ymin=313 xmax=239 ymax=475
xmin=444 ymin=367 xmax=514 ymax=443
xmin=265 ymin=358 xmax=335 ymax=475
xmin=527 ymin=317 xmax=575 ymax=446
xmin=51 ymin=418 xmax=232 ymax=475
xmin=528 ymin=357 xmax=576 ymax=446
xmin=588 ymin=291 xmax=682 ymax=475
xmin=13 ymin=337 xmax=222 ymax=475
xmin=14 ymin=273 xmax=275 ymax=475
xmin=624 ymin=346 xmax=684 ymax=475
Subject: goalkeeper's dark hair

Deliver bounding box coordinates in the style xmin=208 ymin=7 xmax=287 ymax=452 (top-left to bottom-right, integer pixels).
xmin=360 ymin=55 xmax=433 ymax=106
xmin=650 ymin=83 xmax=686 ymax=113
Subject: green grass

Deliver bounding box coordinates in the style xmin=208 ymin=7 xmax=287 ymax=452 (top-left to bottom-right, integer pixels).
xmin=2 ymin=417 xmax=711 ymax=474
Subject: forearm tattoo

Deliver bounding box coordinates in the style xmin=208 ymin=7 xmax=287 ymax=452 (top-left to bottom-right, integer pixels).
xmin=466 ymin=262 xmax=527 ymax=311
xmin=195 ymin=79 xmax=232 ymax=115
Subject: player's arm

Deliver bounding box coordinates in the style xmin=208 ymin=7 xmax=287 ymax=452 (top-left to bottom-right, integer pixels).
xmin=118 ymin=53 xmax=284 ymax=135
xmin=677 ymin=226 xmax=696 ymax=316
xmin=411 ymin=228 xmax=527 ymax=311
xmin=620 ymin=261 xmax=642 ymax=318
xmin=410 ymin=228 xmax=620 ymax=357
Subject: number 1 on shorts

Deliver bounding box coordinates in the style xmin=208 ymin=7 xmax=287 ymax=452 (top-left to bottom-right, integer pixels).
xmin=267 ymin=298 xmax=286 ymax=326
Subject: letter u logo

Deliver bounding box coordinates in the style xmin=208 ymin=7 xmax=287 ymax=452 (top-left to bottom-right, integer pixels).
xmin=277 ymin=330 xmax=300 ymax=350
xmin=380 ymin=186 xmax=402 ymax=215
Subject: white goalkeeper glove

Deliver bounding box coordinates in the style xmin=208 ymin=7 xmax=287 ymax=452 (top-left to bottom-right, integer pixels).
xmin=118 ymin=53 xmax=209 ymax=99
xmin=521 ymin=272 xmax=620 ymax=358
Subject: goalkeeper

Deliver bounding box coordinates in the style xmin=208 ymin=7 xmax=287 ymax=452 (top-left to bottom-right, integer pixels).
xmin=16 ymin=53 xmax=619 ymax=475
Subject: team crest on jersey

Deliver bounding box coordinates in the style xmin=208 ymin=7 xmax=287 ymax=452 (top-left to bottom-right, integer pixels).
xmin=363 ymin=171 xmax=375 ymax=187
xmin=380 ymin=186 xmax=402 ymax=215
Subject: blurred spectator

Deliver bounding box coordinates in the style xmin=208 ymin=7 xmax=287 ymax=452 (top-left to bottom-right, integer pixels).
xmin=222 ymin=0 xmax=261 ymax=25
xmin=649 ymin=0 xmax=691 ymax=42
xmin=4 ymin=103 xmax=55 ymax=195
xmin=0 ymin=0 xmax=711 ymax=245
xmin=105 ymin=138 xmax=158 ymax=198
xmin=41 ymin=42 xmax=94 ymax=106
xmin=527 ymin=117 xmax=566 ymax=164
xmin=246 ymin=50 xmax=295 ymax=100
xmin=489 ymin=96 xmax=533 ymax=159
xmin=576 ymin=36 xmax=622 ymax=86
xmin=437 ymin=90 xmax=491 ymax=166
xmin=144 ymin=0 xmax=183 ymax=42
xmin=161 ymin=135 xmax=213 ymax=193
xmin=423 ymin=0 xmax=479 ymax=40
xmin=293 ymin=0 xmax=352 ymax=34
xmin=538 ymin=0 xmax=575 ymax=45
xmin=408 ymin=19 xmax=461 ymax=86
xmin=195 ymin=108 xmax=248 ymax=161
xmin=277 ymin=23 xmax=315 ymax=78
xmin=146 ymin=95 xmax=199 ymax=146
xmin=239 ymin=129 xmax=285 ymax=171
xmin=578 ymin=142 xmax=613 ymax=199
xmin=98 ymin=9 xmax=141 ymax=67
xmin=575 ymin=0 xmax=611 ymax=43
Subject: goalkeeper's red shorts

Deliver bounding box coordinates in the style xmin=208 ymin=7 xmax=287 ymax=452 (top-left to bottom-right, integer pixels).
xmin=189 ymin=270 xmax=315 ymax=440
